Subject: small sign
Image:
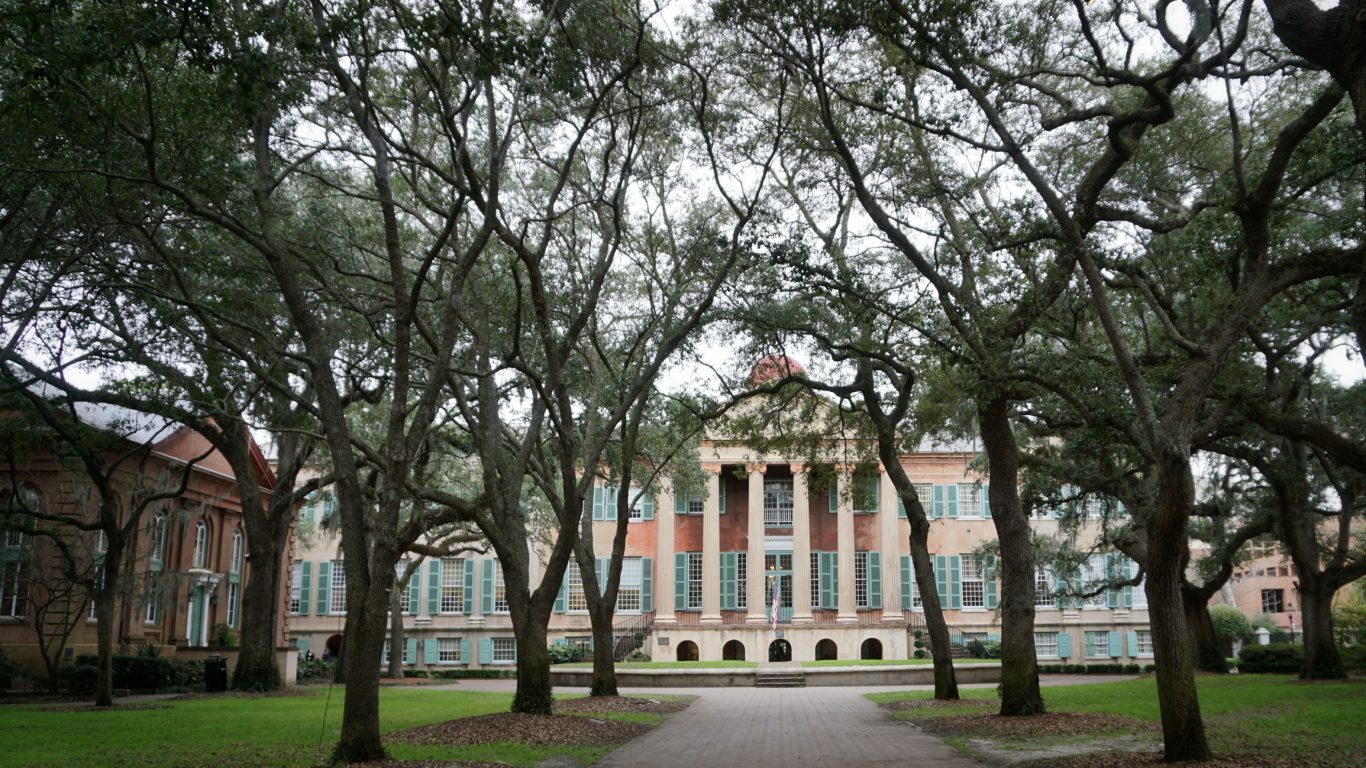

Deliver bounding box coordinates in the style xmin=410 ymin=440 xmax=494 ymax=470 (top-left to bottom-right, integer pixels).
xmin=775 ymin=630 xmax=785 ymax=639
xmin=658 ymin=636 xmax=670 ymax=646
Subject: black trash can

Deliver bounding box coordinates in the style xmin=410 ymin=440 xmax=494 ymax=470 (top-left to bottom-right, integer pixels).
xmin=204 ymin=656 xmax=228 ymax=692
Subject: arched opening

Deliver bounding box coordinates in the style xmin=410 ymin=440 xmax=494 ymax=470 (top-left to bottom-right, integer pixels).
xmin=767 ymin=639 xmax=792 ymax=662
xmin=860 ymin=638 xmax=884 ymax=660
xmin=722 ymin=639 xmax=746 ymax=661
xmin=325 ymin=633 xmax=344 ymax=661
xmin=815 ymin=638 xmax=838 ymax=661
xmin=676 ymin=640 xmax=699 ymax=662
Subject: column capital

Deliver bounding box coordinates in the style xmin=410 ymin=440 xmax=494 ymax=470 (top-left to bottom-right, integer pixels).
xmin=699 ymin=462 xmax=723 ymax=474
xmin=788 ymin=461 xmax=807 ymax=474
xmin=746 ymin=462 xmax=768 ymax=475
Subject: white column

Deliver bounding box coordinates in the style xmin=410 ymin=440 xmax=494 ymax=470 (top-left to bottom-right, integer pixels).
xmin=701 ymin=463 xmax=722 ymax=625
xmin=656 ymin=481 xmax=677 ymax=625
xmin=746 ymin=463 xmax=767 ymax=624
xmin=791 ymin=462 xmax=813 ymax=623
xmin=880 ymin=465 xmax=903 ymax=622
xmin=836 ymin=464 xmax=858 ymax=623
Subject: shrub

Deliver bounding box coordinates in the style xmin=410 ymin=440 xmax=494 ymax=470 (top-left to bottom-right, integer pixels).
xmin=1210 ymin=605 xmax=1254 ymax=643
xmin=212 ymin=623 xmax=237 ymax=649
xmin=60 ymin=663 xmax=98 ymax=695
xmin=296 ymin=657 xmax=336 ymax=683
xmin=913 ymin=649 xmax=926 ymax=659
xmin=548 ymin=643 xmax=588 ymax=665
xmin=74 ymin=654 xmax=176 ymax=690
xmin=1340 ymin=644 xmax=1366 ymax=673
xmin=964 ymin=639 xmax=1001 ymax=659
xmin=0 ymin=648 xmax=17 ymax=692
xmin=429 ymin=668 xmax=517 ymax=680
xmin=1239 ymin=643 xmax=1303 ymax=673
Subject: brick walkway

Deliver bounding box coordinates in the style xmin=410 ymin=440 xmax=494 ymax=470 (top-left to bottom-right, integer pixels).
xmin=593 ymin=685 xmax=984 ymax=768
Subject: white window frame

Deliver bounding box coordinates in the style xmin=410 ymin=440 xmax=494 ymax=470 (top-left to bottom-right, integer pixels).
xmin=1135 ymin=629 xmax=1154 ymax=657
xmin=1081 ymin=555 xmax=1107 ymax=608
xmin=440 ymin=558 xmax=464 ymax=614
xmin=192 ymin=521 xmax=208 ymax=569
xmin=854 ymin=473 xmax=879 ymax=515
xmin=764 ymin=479 xmax=794 ymax=527
xmin=492 ymin=561 xmax=508 ymax=613
xmin=686 ymin=494 xmax=704 ymax=515
xmin=1085 ymin=630 xmax=1110 ymax=658
xmin=961 ymin=555 xmax=985 ymax=609
xmin=616 ymin=557 xmax=643 ymax=613
xmin=230 ymin=530 xmax=244 ymax=574
xmin=736 ymin=552 xmax=747 ymax=610
xmin=144 ymin=578 xmax=161 ymax=624
xmin=1261 ymin=588 xmax=1284 ymax=613
xmin=438 ymin=637 xmax=461 ymax=664
xmin=958 ymin=483 xmax=981 ymax=518
xmin=566 ymin=561 xmax=587 ymax=612
xmin=627 ymin=487 xmax=648 ymax=522
xmin=288 ymin=561 xmax=303 ymax=614
xmin=1034 ymin=569 xmax=1056 ymax=608
xmin=855 ymin=551 xmax=870 ymax=609
xmin=1034 ymin=631 xmax=1059 ymax=659
xmin=330 ymin=559 xmax=347 ymax=615
xmin=1 ymin=559 xmax=26 ymax=619
xmin=810 ymin=551 xmax=820 ymax=609
xmin=226 ymin=581 xmax=239 ymax=627
xmin=151 ymin=515 xmax=167 ymax=563
xmin=491 ymin=637 xmax=516 ymax=664
xmin=686 ymin=552 xmax=703 ymax=609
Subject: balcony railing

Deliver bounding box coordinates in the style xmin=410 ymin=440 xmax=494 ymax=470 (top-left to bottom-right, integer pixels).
xmin=664 ymin=608 xmax=904 ymax=627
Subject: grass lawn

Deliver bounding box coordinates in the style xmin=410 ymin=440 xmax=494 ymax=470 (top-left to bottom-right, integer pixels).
xmin=556 ymin=660 xmax=757 ymax=669
xmin=867 ymin=675 xmax=1366 ymax=763
xmin=802 ymin=658 xmax=999 ymax=667
xmin=0 ymin=688 xmax=650 ymax=768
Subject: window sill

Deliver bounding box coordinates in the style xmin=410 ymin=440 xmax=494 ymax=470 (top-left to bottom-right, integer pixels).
xmin=961 ymin=607 xmax=987 ymax=613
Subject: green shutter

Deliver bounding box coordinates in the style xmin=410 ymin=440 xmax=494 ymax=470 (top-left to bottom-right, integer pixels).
xmin=424 ymin=638 xmax=438 ymax=665
xmin=642 ymin=493 xmax=654 ymax=520
xmin=1127 ymin=631 xmax=1139 ymax=656
xmin=718 ymin=479 xmax=726 ymax=514
xmin=592 ymin=486 xmax=605 ymax=521
xmin=867 ymin=552 xmax=882 ymax=609
xmin=948 ymin=554 xmax=962 ymax=609
xmin=316 ymin=561 xmax=331 ymax=615
xmin=897 ymin=496 xmax=907 ymax=519
xmin=720 ymin=552 xmax=737 ymax=610
xmin=946 ymin=484 xmax=959 ymax=518
xmin=1084 ymin=632 xmax=1096 ymax=657
xmin=463 ymin=560 xmax=474 ymax=613
xmin=934 ymin=555 xmax=948 ymax=606
xmin=296 ymin=638 xmax=309 ymax=653
xmin=981 ymin=484 xmax=991 ymax=518
xmin=984 ymin=555 xmax=998 ymax=609
xmin=407 ymin=566 xmax=420 ymax=615
xmin=828 ymin=477 xmax=838 ymax=514
xmin=478 ymin=638 xmax=492 ymax=664
xmin=596 ymin=558 xmax=608 ymax=597
xmin=675 ymin=493 xmax=688 ymax=515
xmin=605 ymin=485 xmax=618 ymax=522
xmin=404 ymin=637 xmax=417 ymax=664
xmin=1105 ymin=554 xmax=1119 ymax=609
xmin=322 ymin=495 xmax=334 ymax=523
xmin=511 ymin=639 xmax=519 ymax=662
xmin=932 ymin=484 xmax=944 ymax=518
xmin=299 ymin=561 xmax=312 ymax=616
xmin=428 ymin=558 xmax=442 ymax=614
xmin=1123 ymin=557 xmax=1135 ymax=608
xmin=1057 ymin=632 xmax=1072 ymax=659
xmin=900 ymin=555 xmax=912 ymax=610
xmin=481 ymin=560 xmax=494 ymax=613
xmin=460 ymin=638 xmax=470 ymax=663
xmin=303 ymin=498 xmax=315 ymax=525
xmin=641 ymin=558 xmax=653 ymax=612
xmin=819 ymin=552 xmax=835 ymax=608
xmin=1109 ymin=631 xmax=1122 ymax=659
xmin=674 ymin=553 xmax=686 ymax=610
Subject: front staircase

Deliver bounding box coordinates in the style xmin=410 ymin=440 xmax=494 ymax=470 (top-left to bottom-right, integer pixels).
xmin=755 ymin=665 xmax=806 ymax=688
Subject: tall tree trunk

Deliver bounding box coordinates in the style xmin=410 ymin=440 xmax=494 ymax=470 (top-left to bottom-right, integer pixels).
xmin=93 ymin=586 xmax=116 ymax=707
xmin=1149 ymin=454 xmax=1211 ymax=762
xmin=386 ymin=584 xmax=406 ymax=679
xmin=511 ymin=602 xmax=554 ymax=714
xmin=910 ymin=520 xmax=958 ymax=700
xmin=331 ymin=579 xmax=390 ymax=764
xmin=979 ymin=398 xmax=1045 ymax=715
xmin=1182 ymin=584 xmax=1227 ymax=673
xmin=587 ymin=602 xmax=617 ymax=697
xmin=233 ymin=509 xmax=289 ymax=690
xmin=1299 ymin=577 xmax=1345 ymax=679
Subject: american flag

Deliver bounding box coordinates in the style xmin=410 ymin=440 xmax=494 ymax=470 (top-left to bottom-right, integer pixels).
xmin=770 ymin=577 xmax=780 ymax=630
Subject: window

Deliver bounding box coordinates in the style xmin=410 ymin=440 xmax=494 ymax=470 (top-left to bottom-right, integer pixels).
xmin=1084 ymin=497 xmax=1104 ymax=518
xmin=958 ymin=483 xmax=980 ymax=517
xmin=144 ymin=578 xmax=161 ymax=624
xmin=627 ymin=487 xmax=650 ymax=521
xmin=914 ymin=483 xmax=931 ymax=506
xmin=735 ymin=552 xmax=747 ymax=610
xmin=1261 ymin=588 xmax=1285 ymax=613
xmin=1 ymin=560 xmax=26 ymax=618
xmin=1084 ymin=630 xmax=1109 ymax=657
xmin=440 ymin=558 xmax=464 ymax=613
xmin=855 ymin=551 xmax=870 ymax=608
xmin=764 ymin=479 xmax=794 ymax=526
xmin=289 ymin=561 xmax=303 ymax=614
xmin=854 ymin=473 xmax=879 ymax=514
xmin=330 ymin=559 xmax=347 ymax=614
xmin=686 ymin=552 xmax=702 ymax=609
xmin=566 ymin=561 xmax=587 ymax=611
xmin=810 ymin=552 xmax=821 ymax=609
xmin=150 ymin=515 xmax=167 ymax=563
xmin=226 ymin=582 xmax=239 ymax=627
xmin=492 ymin=561 xmax=508 ymax=613
xmin=961 ymin=556 xmax=985 ymax=609
xmin=492 ymin=637 xmax=516 ymax=663
xmin=1081 ymin=555 xmax=1106 ymax=608
xmin=438 ymin=638 xmax=461 ymax=664
xmin=566 ymin=636 xmax=593 ymax=653
xmin=395 ymin=560 xmax=412 ymax=613
xmin=1135 ymin=630 xmax=1153 ymax=656
xmin=686 ymin=494 xmax=704 ymax=515
xmin=230 ymin=530 xmax=244 ymax=574
xmin=192 ymin=521 xmax=208 ymax=568
xmin=617 ymin=558 xmax=643 ymax=612
xmin=1035 ymin=569 xmax=1055 ymax=608
xmin=1034 ymin=632 xmax=1059 ymax=658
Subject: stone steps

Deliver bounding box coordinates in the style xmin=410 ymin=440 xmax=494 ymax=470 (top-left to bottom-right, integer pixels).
xmin=755 ymin=670 xmax=806 ymax=688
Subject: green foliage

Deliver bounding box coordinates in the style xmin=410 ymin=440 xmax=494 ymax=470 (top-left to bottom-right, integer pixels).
xmin=1238 ymin=643 xmax=1303 ymax=674
xmin=62 ymin=655 xmax=203 ymax=694
xmin=547 ymin=643 xmax=588 ymax=665
xmin=294 ymin=657 xmax=335 ymax=683
xmin=966 ymin=639 xmax=1002 ymax=659
xmin=211 ymin=623 xmax=237 ymax=649
xmin=1332 ymin=587 xmax=1366 ymax=647
xmin=1210 ymin=605 xmax=1254 ymax=643
xmin=0 ymin=649 xmax=16 ymax=692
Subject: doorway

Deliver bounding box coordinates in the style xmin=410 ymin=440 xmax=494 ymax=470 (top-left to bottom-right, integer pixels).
xmin=768 ymin=639 xmax=792 ymax=662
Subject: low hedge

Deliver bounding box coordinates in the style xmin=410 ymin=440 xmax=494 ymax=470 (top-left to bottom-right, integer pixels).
xmin=430 ymin=668 xmax=517 ymax=679
xmin=62 ymin=654 xmax=204 ymax=694
xmin=1238 ymin=643 xmax=1302 ymax=673
xmin=1037 ymin=663 xmax=1149 ymax=674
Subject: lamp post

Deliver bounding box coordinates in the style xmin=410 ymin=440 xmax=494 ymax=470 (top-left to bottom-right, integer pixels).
xmin=1287 ymin=605 xmax=1296 ymax=644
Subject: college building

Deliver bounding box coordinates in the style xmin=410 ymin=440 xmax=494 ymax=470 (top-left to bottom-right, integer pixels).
xmin=285 ymin=358 xmax=1159 ymax=670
